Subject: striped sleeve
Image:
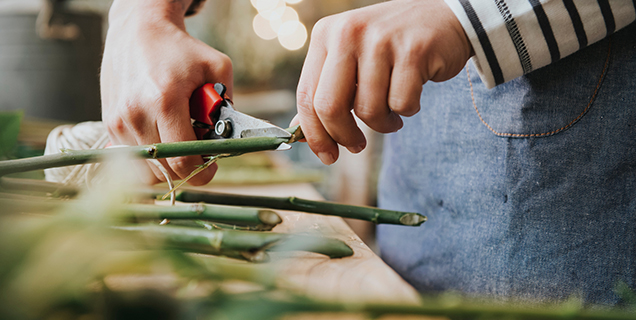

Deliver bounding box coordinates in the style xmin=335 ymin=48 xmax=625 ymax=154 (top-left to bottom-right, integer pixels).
xmin=443 ymin=0 xmax=636 ymax=88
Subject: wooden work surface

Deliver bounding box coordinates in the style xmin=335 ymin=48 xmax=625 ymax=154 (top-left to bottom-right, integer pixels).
xmin=198 ymin=182 xmax=421 ymax=304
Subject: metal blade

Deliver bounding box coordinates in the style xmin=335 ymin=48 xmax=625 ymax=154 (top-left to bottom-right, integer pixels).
xmin=218 ymin=105 xmax=292 ymax=140
xmin=275 ymin=143 xmax=292 ymax=151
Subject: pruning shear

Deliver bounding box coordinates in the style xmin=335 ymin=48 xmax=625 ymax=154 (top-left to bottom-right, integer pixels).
xmin=189 ymin=83 xmax=291 ymax=149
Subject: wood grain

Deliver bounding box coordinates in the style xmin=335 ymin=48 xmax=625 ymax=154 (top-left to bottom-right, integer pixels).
xmin=197 ymin=183 xmax=421 ymax=304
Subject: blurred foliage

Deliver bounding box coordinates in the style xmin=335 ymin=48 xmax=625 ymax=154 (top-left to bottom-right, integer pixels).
xmin=0 ymin=111 xmax=23 ymax=159
xmin=2 ymin=159 xmax=636 ymax=319
xmin=0 ymin=153 xmax=276 ymax=319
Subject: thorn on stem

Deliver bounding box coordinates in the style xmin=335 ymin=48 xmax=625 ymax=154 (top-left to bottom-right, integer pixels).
xmin=147 ymin=146 xmax=158 ymax=158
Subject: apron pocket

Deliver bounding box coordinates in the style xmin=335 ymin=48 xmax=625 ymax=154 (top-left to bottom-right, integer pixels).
xmin=466 ymin=38 xmax=612 ymax=138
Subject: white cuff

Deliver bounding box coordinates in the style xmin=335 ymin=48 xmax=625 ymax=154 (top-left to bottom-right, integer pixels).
xmin=443 ymin=0 xmax=636 ymax=88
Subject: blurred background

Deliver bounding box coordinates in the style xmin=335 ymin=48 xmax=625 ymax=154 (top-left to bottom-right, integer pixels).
xmin=0 ymin=0 xmax=384 ymax=245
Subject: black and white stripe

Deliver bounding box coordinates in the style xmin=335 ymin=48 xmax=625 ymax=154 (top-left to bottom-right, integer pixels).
xmin=444 ymin=0 xmax=636 ymax=87
xmin=494 ymin=0 xmax=532 ymax=74
xmin=598 ymin=0 xmax=615 ymax=36
xmin=528 ymin=0 xmax=560 ymax=63
xmin=563 ymin=0 xmax=587 ymax=50
xmin=458 ymin=0 xmax=505 ymax=85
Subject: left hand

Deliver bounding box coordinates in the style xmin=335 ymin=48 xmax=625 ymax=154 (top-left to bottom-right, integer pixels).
xmin=291 ymin=0 xmax=472 ymax=165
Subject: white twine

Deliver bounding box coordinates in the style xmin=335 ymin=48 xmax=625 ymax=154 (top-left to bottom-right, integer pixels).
xmin=44 ymin=121 xmax=176 ymax=206
xmin=44 ymin=121 xmax=110 ymax=187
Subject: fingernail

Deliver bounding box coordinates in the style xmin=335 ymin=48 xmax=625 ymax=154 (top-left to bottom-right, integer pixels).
xmin=347 ymin=144 xmax=364 ymax=154
xmin=317 ymin=152 xmax=335 ymax=165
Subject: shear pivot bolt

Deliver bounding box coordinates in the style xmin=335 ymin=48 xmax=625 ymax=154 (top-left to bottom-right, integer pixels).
xmin=215 ymin=120 xmax=233 ymax=138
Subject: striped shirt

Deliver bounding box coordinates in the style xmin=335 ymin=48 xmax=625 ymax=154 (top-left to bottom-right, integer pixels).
xmin=444 ymin=0 xmax=636 ymax=88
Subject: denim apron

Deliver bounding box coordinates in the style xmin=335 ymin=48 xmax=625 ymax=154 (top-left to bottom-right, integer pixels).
xmin=377 ymin=23 xmax=636 ymax=305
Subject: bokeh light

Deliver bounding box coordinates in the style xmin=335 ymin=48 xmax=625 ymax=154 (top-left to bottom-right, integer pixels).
xmin=269 ymin=7 xmax=299 ymax=33
xmin=278 ymin=20 xmax=307 ymax=51
xmin=252 ymin=13 xmax=278 ymax=40
xmin=251 ymin=0 xmax=307 ymax=50
xmin=251 ymin=0 xmax=283 ymax=13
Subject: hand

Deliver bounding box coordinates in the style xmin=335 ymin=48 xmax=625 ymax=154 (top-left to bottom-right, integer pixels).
xmin=100 ymin=0 xmax=233 ymax=185
xmin=293 ymin=0 xmax=472 ymax=165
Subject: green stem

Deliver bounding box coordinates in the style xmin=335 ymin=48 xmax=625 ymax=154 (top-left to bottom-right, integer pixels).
xmin=209 ymin=294 xmax=636 ymax=320
xmin=124 ymin=203 xmax=282 ymax=229
xmin=0 ymin=177 xmax=78 ymax=197
xmin=0 ymin=136 xmax=288 ymax=177
xmin=0 ymin=195 xmax=281 ymax=229
xmin=269 ymin=234 xmax=354 ymax=259
xmin=173 ymin=190 xmax=426 ymax=226
xmin=115 ymin=225 xmax=353 ymax=259
xmin=0 ymin=178 xmax=426 ymax=226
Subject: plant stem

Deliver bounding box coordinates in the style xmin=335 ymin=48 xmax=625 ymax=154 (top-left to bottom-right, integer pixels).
xmin=1 ymin=178 xmax=426 ymax=226
xmin=0 ymin=194 xmax=281 ymax=229
xmin=124 ymin=203 xmax=282 ymax=229
xmin=0 ymin=177 xmax=78 ymax=197
xmin=171 ymin=190 xmax=427 ymax=226
xmin=115 ymin=225 xmax=353 ymax=259
xmin=208 ymin=293 xmax=636 ymax=320
xmin=1 ymin=196 xmax=352 ymax=259
xmin=0 ymin=136 xmax=288 ymax=177
xmin=268 ymin=234 xmax=354 ymax=258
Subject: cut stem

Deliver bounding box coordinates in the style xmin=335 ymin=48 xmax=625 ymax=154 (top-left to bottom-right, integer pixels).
xmin=124 ymin=203 xmax=282 ymax=229
xmin=0 ymin=178 xmax=426 ymax=227
xmin=0 ymin=136 xmax=288 ymax=177
xmin=0 ymin=195 xmax=281 ymax=229
xmin=172 ymin=190 xmax=427 ymax=226
xmin=115 ymin=225 xmax=353 ymax=259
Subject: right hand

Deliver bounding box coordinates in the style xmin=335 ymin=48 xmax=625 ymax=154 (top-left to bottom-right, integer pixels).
xmin=100 ymin=0 xmax=233 ymax=185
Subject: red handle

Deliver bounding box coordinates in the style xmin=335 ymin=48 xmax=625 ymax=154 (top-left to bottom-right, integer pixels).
xmin=189 ymin=83 xmax=225 ymax=139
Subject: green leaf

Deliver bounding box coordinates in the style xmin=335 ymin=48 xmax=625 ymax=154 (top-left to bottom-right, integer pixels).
xmin=0 ymin=111 xmax=23 ymax=159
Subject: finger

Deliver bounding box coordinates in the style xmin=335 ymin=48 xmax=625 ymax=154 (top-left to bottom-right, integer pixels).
xmin=313 ymin=51 xmax=366 ymax=154
xmin=104 ymin=112 xmax=167 ymax=185
xmin=353 ymin=51 xmax=403 ymax=134
xmin=202 ymin=49 xmax=234 ymax=99
xmin=288 ymin=114 xmax=307 ymax=142
xmin=157 ymin=98 xmax=217 ymax=186
xmin=296 ymin=39 xmax=339 ymax=165
xmin=128 ymin=122 xmax=180 ymax=186
xmin=289 ymin=114 xmax=300 ymax=127
xmin=388 ymin=60 xmax=424 ymax=117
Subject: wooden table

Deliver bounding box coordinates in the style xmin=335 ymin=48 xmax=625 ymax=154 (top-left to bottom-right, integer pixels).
xmin=200 ymin=183 xmax=421 ymax=304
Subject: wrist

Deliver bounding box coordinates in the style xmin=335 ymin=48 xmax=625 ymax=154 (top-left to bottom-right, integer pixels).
xmin=108 ymin=0 xmax=194 ymax=29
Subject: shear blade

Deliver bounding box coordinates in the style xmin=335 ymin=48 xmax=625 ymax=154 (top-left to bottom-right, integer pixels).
xmin=220 ymin=106 xmax=292 ymax=140
xmin=241 ymin=127 xmax=292 ymax=139
xmin=275 ymin=143 xmax=292 ymax=151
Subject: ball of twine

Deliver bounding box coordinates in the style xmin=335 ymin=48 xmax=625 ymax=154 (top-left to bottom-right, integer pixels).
xmin=43 ymin=122 xmax=175 ymax=208
xmin=44 ymin=121 xmax=110 ymax=186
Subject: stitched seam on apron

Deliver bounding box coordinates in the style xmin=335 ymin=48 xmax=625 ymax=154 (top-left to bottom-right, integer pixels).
xmin=468 ymin=38 xmax=612 ymax=138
